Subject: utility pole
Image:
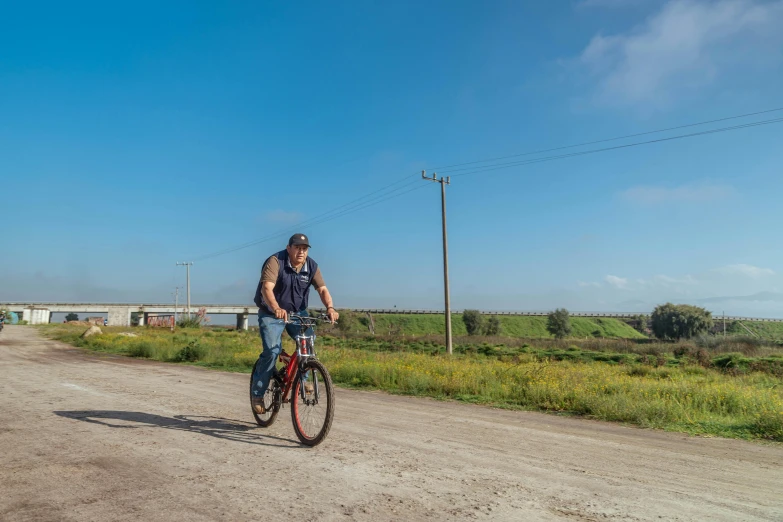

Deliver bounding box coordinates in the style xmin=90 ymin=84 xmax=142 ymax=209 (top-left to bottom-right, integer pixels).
xmin=421 ymin=170 xmax=453 ymax=355
xmin=173 ymin=287 xmax=180 ymax=323
xmin=176 ymin=262 xmax=193 ymax=317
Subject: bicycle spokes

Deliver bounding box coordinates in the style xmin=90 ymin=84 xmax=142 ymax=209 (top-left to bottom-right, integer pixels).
xmin=250 ymin=376 xmax=280 ymax=428
xmin=291 ymin=361 xmax=334 ymax=446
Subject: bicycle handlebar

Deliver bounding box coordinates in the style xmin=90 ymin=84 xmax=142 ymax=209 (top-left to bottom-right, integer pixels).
xmin=285 ymin=313 xmax=336 ymax=326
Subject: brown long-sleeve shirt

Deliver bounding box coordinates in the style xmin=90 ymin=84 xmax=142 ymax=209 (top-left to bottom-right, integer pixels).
xmin=260 ymin=255 xmax=326 ymax=289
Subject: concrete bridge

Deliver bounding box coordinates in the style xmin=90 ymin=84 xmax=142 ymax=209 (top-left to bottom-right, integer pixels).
xmin=2 ymin=302 xmax=782 ymax=329
xmin=0 ymin=303 xmax=259 ymax=329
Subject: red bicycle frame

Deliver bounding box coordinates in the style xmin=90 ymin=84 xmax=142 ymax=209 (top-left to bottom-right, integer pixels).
xmin=277 ymin=332 xmax=316 ymax=403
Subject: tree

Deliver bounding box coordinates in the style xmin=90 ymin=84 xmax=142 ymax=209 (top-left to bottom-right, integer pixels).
xmin=65 ymin=313 xmax=79 ymax=322
xmin=484 ymin=316 xmax=502 ymax=336
xmin=650 ymin=303 xmax=713 ymax=340
xmin=634 ymin=314 xmax=648 ymax=335
xmin=462 ymin=310 xmax=484 ymax=336
xmin=547 ymin=308 xmax=572 ymax=339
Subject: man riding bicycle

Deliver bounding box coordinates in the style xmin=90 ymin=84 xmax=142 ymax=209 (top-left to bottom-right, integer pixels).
xmin=250 ymin=233 xmax=339 ymax=414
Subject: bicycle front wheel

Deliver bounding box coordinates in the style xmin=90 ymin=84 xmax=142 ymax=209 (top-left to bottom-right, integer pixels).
xmin=291 ymin=360 xmax=334 ymax=446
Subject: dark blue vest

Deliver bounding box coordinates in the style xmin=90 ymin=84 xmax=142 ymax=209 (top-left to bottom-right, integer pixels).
xmin=254 ymin=250 xmax=318 ymax=315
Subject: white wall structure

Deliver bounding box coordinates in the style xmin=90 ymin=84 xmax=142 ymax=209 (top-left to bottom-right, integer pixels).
xmin=27 ymin=308 xmax=51 ymax=325
xmin=236 ymin=313 xmax=249 ymax=330
xmin=107 ymin=307 xmax=131 ymax=327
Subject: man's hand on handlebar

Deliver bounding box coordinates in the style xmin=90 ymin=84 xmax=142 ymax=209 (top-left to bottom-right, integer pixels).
xmin=274 ymin=308 xmax=288 ymax=321
xmin=326 ymin=307 xmax=339 ymax=324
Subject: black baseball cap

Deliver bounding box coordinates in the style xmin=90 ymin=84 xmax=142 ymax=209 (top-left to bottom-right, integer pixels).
xmin=288 ymin=233 xmax=310 ymax=248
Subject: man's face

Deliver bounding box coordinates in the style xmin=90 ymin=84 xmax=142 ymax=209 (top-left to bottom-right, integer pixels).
xmin=286 ymin=244 xmax=309 ymax=266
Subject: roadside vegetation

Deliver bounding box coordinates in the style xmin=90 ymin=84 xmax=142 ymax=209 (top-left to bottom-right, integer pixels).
xmin=37 ymin=303 xmax=783 ymax=442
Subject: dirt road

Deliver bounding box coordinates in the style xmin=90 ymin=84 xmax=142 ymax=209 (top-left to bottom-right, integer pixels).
xmin=1 ymin=325 xmax=781 ymax=521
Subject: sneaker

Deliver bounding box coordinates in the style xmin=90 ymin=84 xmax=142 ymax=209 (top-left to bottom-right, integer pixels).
xmin=251 ymin=396 xmax=266 ymax=414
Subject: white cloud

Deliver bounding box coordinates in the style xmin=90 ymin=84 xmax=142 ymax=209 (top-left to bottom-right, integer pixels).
xmin=577 ymin=0 xmax=783 ymax=106
xmin=713 ymin=264 xmax=775 ymax=278
xmin=264 ymin=210 xmax=305 ymax=224
xmin=654 ymin=274 xmax=697 ymax=285
xmin=605 ymin=275 xmax=629 ymax=289
xmin=636 ymin=274 xmax=698 ymax=287
xmin=620 ymin=182 xmax=735 ymax=205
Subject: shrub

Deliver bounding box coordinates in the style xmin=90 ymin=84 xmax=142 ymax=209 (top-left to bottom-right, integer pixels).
xmin=177 ymin=308 xmax=210 ymax=329
xmin=127 ymin=342 xmax=154 ymax=358
xmin=177 ymin=316 xmax=201 ymax=328
xmin=673 ymin=344 xmax=692 ymax=358
xmin=627 ymin=365 xmax=651 ymax=377
xmin=173 ymin=340 xmax=204 ymax=362
xmin=651 ymin=303 xmax=713 ymax=340
xmin=336 ymin=310 xmax=357 ymax=333
xmin=462 ymin=310 xmax=484 ymax=336
xmin=547 ymin=308 xmax=572 ymax=339
xmin=65 ymin=313 xmax=79 ymax=322
xmin=484 ymin=316 xmax=502 ymax=336
xmin=711 ymin=353 xmax=749 ymax=371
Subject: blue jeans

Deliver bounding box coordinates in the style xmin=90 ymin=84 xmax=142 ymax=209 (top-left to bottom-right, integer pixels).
xmin=251 ymin=311 xmax=312 ymax=398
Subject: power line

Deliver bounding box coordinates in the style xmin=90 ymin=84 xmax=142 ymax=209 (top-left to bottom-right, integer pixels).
xmin=448 ymin=116 xmax=783 ymax=178
xmin=194 ymin=179 xmax=426 ymax=261
xmin=191 ymin=108 xmax=783 ymax=261
xmin=433 ymin=106 xmax=783 ymax=172
xmin=194 ymin=174 xmax=421 ymax=261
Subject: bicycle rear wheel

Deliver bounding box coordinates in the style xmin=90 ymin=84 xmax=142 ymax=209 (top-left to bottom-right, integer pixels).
xmin=291 ymin=360 xmax=334 ymax=446
xmin=250 ymin=363 xmax=280 ymax=427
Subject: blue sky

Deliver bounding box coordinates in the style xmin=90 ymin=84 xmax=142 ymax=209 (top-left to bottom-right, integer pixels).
xmin=2 ymin=0 xmax=783 ymax=317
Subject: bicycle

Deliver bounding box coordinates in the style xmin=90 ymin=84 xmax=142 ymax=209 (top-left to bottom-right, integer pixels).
xmin=249 ymin=313 xmax=335 ymax=446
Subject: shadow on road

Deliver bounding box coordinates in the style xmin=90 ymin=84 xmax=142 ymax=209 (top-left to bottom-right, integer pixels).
xmin=54 ymin=410 xmax=302 ymax=448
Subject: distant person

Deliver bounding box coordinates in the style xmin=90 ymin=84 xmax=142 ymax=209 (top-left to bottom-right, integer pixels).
xmin=250 ymin=233 xmax=339 ymax=414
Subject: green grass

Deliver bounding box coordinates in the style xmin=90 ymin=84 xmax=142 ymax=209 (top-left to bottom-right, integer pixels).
xmin=340 ymin=313 xmax=646 ymax=339
xmin=320 ymin=335 xmax=783 ymax=375
xmin=323 ymin=349 xmax=782 ymax=441
xmin=724 ymin=320 xmax=783 ymax=340
xmin=46 ymin=326 xmax=264 ymax=372
xmin=37 ymin=323 xmax=783 ymax=442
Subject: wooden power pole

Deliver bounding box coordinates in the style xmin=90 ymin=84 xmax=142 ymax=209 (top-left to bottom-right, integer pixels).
xmin=421 ymin=171 xmax=453 ymax=355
